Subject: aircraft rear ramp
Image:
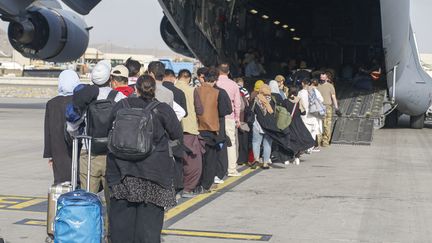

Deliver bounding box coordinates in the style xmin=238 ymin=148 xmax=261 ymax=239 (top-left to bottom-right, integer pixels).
xmin=331 ymin=88 xmax=387 ymax=145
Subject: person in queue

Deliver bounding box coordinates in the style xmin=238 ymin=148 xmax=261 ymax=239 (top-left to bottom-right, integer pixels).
xmin=44 ymin=70 xmax=81 ymax=184
xmin=250 ymin=84 xmax=276 ymax=169
xmin=107 ymin=75 xmax=183 ymax=242
xmin=282 ymin=86 xmax=315 ymax=165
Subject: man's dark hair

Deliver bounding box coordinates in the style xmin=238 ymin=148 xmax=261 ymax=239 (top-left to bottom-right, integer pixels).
xmin=164 ymin=69 xmax=176 ymax=78
xmin=301 ymin=78 xmax=310 ymax=85
xmin=197 ymin=67 xmax=209 ymax=77
xmin=218 ymin=62 xmax=230 ymax=74
xmin=204 ymin=67 xmax=219 ymax=83
xmin=125 ymin=58 xmax=141 ymax=77
xmin=178 ymin=69 xmax=191 ymax=79
xmin=147 ymin=61 xmax=165 ymax=81
xmin=111 ymin=75 xmax=128 ymax=84
xmin=288 ymin=85 xmax=298 ymax=97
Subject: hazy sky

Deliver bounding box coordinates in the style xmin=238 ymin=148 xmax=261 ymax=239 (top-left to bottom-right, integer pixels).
xmin=410 ymin=0 xmax=432 ymax=53
xmin=82 ymin=0 xmax=168 ymax=50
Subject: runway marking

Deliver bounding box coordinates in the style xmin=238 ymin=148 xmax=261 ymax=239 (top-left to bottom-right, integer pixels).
xmin=0 ymin=195 xmax=46 ymax=212
xmin=165 ymin=167 xmax=256 ymax=222
xmin=15 ymin=219 xmax=272 ymax=241
xmin=11 ymin=167 xmax=271 ymax=240
xmin=162 ymin=229 xmax=271 ymax=241
xmin=8 ymin=198 xmax=46 ymax=209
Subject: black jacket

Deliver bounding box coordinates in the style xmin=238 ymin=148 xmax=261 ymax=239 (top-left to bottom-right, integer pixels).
xmin=283 ymin=99 xmax=315 ymax=153
xmin=163 ymin=81 xmax=188 ymax=116
xmin=106 ymin=97 xmax=183 ymax=189
xmin=44 ymin=96 xmax=74 ymax=184
xmin=252 ymin=99 xmax=291 ymax=149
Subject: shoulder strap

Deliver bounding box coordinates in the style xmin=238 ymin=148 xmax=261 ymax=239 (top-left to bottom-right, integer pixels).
xmin=144 ymin=100 xmax=161 ymax=113
xmin=291 ymin=102 xmax=298 ymax=117
xmin=107 ymin=90 xmax=118 ymax=101
xmin=121 ymin=98 xmax=131 ymax=109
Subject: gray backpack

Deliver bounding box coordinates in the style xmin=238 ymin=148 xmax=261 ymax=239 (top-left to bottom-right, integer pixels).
xmin=108 ymin=99 xmax=160 ymax=161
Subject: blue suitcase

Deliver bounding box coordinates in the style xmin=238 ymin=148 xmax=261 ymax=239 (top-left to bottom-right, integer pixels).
xmin=54 ymin=135 xmax=103 ymax=243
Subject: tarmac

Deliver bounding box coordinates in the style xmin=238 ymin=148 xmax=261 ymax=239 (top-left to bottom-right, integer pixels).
xmin=1 ymin=97 xmax=432 ymax=243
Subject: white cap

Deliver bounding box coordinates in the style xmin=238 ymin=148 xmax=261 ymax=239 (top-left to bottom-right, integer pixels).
xmin=91 ymin=60 xmax=111 ymax=85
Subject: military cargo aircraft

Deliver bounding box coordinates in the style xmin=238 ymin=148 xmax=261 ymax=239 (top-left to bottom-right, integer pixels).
xmin=0 ymin=0 xmax=431 ymax=130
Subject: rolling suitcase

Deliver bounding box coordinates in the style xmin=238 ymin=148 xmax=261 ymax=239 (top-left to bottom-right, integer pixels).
xmin=47 ymin=138 xmax=83 ymax=237
xmin=54 ymin=135 xmax=103 ymax=243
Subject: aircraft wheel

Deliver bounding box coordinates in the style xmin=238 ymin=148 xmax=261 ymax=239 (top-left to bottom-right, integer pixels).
xmin=385 ymin=109 xmax=398 ymax=128
xmin=410 ymin=114 xmax=425 ymax=129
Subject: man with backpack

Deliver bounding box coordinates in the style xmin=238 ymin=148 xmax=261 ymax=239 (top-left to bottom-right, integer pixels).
xmin=71 ymin=60 xmax=125 ymax=239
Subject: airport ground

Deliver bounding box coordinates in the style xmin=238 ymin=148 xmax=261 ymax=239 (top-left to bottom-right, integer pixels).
xmin=1 ymin=98 xmax=432 ymax=243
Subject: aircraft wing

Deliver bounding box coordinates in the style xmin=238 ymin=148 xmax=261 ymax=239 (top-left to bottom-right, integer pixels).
xmin=61 ymin=0 xmax=101 ymax=15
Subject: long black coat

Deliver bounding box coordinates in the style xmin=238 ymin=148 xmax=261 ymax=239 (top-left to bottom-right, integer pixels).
xmin=283 ymin=99 xmax=315 ymax=154
xmin=44 ymin=96 xmax=73 ymax=184
xmin=252 ymin=99 xmax=291 ymax=150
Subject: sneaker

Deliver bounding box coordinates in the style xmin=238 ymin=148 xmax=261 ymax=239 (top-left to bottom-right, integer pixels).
xmin=227 ymin=171 xmax=242 ymax=177
xmin=214 ymin=176 xmax=224 ymax=184
xmin=312 ymin=147 xmax=321 ymax=152
xmin=248 ymin=161 xmax=259 ymax=169
xmin=305 ymin=148 xmax=312 ymax=154
xmin=193 ymin=186 xmax=210 ymax=194
xmin=294 ymin=158 xmax=300 ymax=165
xmin=283 ymin=160 xmax=290 ymax=165
xmin=261 ymin=162 xmax=270 ymax=169
xmin=181 ymin=191 xmax=195 ymax=198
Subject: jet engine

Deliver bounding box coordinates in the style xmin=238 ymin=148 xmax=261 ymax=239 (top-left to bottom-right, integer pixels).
xmin=160 ymin=16 xmax=194 ymax=58
xmin=7 ymin=6 xmax=89 ymax=63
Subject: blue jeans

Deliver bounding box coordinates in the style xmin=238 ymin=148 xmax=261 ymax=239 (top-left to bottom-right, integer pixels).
xmin=252 ymin=127 xmax=273 ymax=163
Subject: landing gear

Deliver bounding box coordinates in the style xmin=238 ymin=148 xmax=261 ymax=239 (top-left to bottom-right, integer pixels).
xmin=410 ymin=114 xmax=425 ymax=129
xmin=385 ymin=109 xmax=398 ymax=128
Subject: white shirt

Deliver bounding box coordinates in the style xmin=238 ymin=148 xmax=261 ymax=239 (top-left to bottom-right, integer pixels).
xmin=173 ymin=101 xmax=186 ymax=121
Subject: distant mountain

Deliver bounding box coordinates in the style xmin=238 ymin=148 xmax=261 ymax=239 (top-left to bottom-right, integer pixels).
xmin=89 ymin=43 xmax=182 ymax=58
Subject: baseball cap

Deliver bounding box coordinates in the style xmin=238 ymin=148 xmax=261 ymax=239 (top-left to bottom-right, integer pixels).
xmin=111 ymin=65 xmax=129 ymax=78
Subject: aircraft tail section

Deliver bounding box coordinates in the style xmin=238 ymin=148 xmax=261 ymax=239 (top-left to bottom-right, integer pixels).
xmin=380 ymin=0 xmax=432 ymax=116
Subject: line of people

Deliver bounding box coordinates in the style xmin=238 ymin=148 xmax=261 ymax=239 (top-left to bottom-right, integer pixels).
xmin=43 ymin=58 xmax=340 ymax=242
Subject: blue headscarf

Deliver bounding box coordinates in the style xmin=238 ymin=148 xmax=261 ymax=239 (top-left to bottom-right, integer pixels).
xmin=58 ymin=70 xmax=81 ymax=96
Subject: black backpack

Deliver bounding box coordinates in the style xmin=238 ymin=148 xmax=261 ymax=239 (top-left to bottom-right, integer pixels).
xmin=86 ymin=90 xmax=118 ymax=155
xmin=108 ymin=99 xmax=160 ymax=161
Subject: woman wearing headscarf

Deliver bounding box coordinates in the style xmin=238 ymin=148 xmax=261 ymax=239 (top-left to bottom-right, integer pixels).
xmin=250 ymin=84 xmax=276 ymax=169
xmin=282 ymin=86 xmax=315 ymax=165
xmin=43 ymin=70 xmax=81 ymax=184
xmin=250 ymin=80 xmax=264 ymax=101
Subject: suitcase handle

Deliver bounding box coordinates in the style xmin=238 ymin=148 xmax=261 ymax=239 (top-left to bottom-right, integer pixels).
xmin=71 ymin=135 xmax=92 ymax=192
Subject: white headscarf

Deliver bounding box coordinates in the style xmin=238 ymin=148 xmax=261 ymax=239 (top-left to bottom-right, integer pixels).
xmin=268 ymin=80 xmax=279 ymax=94
xmin=58 ymin=70 xmax=81 ymax=96
xmin=91 ymin=60 xmax=112 ymax=85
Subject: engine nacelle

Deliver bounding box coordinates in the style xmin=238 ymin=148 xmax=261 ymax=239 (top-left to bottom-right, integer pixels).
xmin=160 ymin=16 xmax=194 ymax=58
xmin=8 ymin=6 xmax=89 ymax=63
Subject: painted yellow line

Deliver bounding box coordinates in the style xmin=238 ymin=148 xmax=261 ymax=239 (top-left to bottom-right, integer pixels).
xmin=165 ymin=168 xmax=255 ymax=221
xmin=162 ymin=229 xmax=263 ymax=240
xmin=25 ymin=220 xmax=46 ymax=226
xmin=8 ymin=198 xmax=46 ymax=209
xmin=0 ymin=209 xmax=45 ymax=214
